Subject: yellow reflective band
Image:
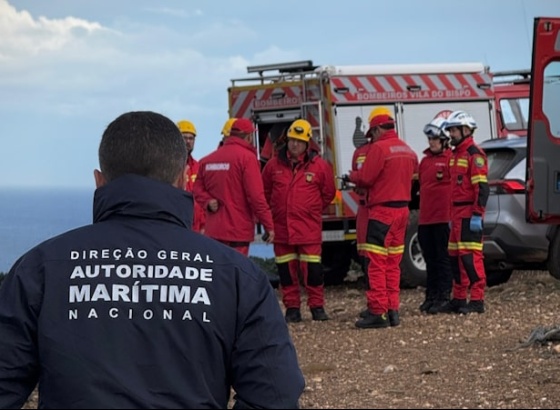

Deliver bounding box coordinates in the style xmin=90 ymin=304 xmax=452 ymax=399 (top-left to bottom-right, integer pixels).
xmin=191 ymin=174 xmax=197 ymax=182
xmin=457 ymin=242 xmax=483 ymax=251
xmin=471 ymin=175 xmax=488 ymax=184
xmin=388 ymin=245 xmax=405 ymax=255
xmin=275 ymin=253 xmax=299 ymax=264
xmin=357 ymin=243 xmax=368 ymax=251
xmin=362 ymin=244 xmax=389 ymax=256
xmin=457 ymin=159 xmax=469 ymax=167
xmin=449 ymin=242 xmax=483 ymax=251
xmin=300 ymin=254 xmax=321 ymax=263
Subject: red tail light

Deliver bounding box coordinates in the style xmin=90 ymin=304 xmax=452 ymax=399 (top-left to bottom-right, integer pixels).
xmin=489 ymin=179 xmax=526 ymax=194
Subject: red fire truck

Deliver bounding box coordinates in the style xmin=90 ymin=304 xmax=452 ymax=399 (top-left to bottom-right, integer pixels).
xmin=228 ymin=60 xmax=529 ymax=286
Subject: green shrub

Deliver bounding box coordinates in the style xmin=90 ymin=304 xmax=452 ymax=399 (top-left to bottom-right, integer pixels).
xmin=249 ymin=256 xmax=277 ymax=275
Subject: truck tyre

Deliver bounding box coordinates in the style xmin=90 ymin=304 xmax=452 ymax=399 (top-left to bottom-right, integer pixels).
xmin=547 ymin=230 xmax=560 ymax=280
xmin=322 ymin=241 xmax=352 ymax=286
xmin=486 ymin=269 xmax=514 ymax=287
xmin=400 ymin=210 xmax=427 ymax=288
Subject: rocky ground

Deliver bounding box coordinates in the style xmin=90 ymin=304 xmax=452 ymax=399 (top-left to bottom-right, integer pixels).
xmin=23 ymin=270 xmax=560 ymax=409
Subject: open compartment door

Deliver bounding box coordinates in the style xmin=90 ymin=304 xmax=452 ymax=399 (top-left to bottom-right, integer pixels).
xmin=526 ymin=17 xmax=560 ymax=224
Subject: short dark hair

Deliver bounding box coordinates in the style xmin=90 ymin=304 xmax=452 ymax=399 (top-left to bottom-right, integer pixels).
xmin=99 ymin=111 xmax=187 ymax=184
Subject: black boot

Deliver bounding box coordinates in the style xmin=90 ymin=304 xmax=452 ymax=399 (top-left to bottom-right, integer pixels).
xmin=355 ymin=312 xmax=389 ymax=329
xmin=310 ymin=307 xmax=330 ymax=321
xmin=388 ymin=310 xmax=400 ymax=327
xmin=438 ymin=298 xmax=467 ymax=314
xmin=285 ymin=308 xmax=302 ymax=323
xmin=419 ymin=299 xmax=434 ymax=313
xmin=459 ymin=300 xmax=485 ymax=314
xmin=359 ymin=308 xmax=371 ymax=319
xmin=427 ymin=298 xmax=450 ymax=315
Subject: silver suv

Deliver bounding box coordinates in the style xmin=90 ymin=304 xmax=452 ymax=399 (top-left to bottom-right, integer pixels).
xmin=480 ymin=137 xmax=559 ymax=285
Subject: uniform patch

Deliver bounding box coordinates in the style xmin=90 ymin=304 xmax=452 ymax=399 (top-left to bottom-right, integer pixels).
xmin=475 ymin=157 xmax=485 ymax=168
xmin=305 ymin=172 xmax=314 ymax=182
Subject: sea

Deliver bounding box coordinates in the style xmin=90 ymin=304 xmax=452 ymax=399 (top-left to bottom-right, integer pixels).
xmin=0 ymin=187 xmax=274 ymax=274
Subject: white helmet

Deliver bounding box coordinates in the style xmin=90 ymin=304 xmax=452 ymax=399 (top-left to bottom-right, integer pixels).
xmin=443 ymin=110 xmax=477 ymax=130
xmin=423 ymin=117 xmax=450 ymax=140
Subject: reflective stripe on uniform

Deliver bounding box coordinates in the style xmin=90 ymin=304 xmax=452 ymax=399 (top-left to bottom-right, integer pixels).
xmin=448 ymin=241 xmax=483 ymax=251
xmin=361 ymin=244 xmax=388 ymax=256
xmin=299 ymin=254 xmax=321 ymax=263
xmin=275 ymin=253 xmax=299 ymax=264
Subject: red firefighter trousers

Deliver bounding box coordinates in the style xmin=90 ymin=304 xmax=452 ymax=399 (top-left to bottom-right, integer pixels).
xmin=448 ymin=206 xmax=486 ymax=301
xmin=363 ymin=205 xmax=409 ymax=314
xmin=356 ymin=202 xmax=368 ymax=257
xmin=274 ymin=243 xmax=324 ymax=309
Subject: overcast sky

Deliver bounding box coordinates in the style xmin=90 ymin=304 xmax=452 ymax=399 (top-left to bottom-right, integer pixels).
xmin=0 ymin=0 xmax=557 ymax=188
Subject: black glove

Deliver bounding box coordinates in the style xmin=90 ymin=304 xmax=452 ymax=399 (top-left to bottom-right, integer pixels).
xmin=340 ymin=174 xmax=351 ymax=183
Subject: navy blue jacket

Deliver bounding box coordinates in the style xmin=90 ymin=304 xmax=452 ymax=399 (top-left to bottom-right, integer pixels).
xmin=0 ymin=175 xmax=304 ymax=409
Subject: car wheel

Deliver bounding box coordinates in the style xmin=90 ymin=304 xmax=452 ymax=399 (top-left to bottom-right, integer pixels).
xmin=400 ymin=210 xmax=427 ymax=288
xmin=322 ymin=241 xmax=352 ymax=286
xmin=486 ymin=269 xmax=513 ymax=287
xmin=548 ymin=230 xmax=560 ymax=280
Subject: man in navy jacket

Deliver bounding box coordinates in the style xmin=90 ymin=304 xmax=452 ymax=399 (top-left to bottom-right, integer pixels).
xmin=0 ymin=111 xmax=304 ymax=409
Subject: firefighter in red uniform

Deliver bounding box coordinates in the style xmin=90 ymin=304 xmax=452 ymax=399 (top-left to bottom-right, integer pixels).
xmin=352 ymin=107 xmax=393 ymax=275
xmin=441 ymin=110 xmax=489 ymax=314
xmin=417 ymin=116 xmax=453 ymax=314
xmin=193 ymin=118 xmax=275 ymax=256
xmin=262 ymin=119 xmax=336 ymax=323
xmin=177 ymin=120 xmax=206 ymax=233
xmin=347 ymin=113 xmax=418 ymax=329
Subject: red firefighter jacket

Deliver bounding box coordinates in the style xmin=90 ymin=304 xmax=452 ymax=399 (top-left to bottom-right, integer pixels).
xmin=184 ymin=155 xmax=206 ymax=233
xmin=349 ymin=130 xmax=418 ymax=206
xmin=418 ymin=148 xmax=452 ymax=225
xmin=262 ymin=150 xmax=336 ymax=245
xmin=193 ymin=137 xmax=274 ymax=242
xmin=449 ymin=136 xmax=489 ymax=217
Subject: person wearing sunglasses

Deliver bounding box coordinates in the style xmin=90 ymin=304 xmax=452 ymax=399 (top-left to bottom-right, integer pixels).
xmin=262 ymin=119 xmax=336 ymax=323
xmin=417 ymin=115 xmax=453 ymax=315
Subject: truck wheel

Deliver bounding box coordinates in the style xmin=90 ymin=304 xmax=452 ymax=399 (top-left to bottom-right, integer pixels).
xmin=548 ymin=230 xmax=560 ymax=280
xmin=400 ymin=210 xmax=427 ymax=288
xmin=322 ymin=241 xmax=352 ymax=286
xmin=486 ymin=269 xmax=513 ymax=287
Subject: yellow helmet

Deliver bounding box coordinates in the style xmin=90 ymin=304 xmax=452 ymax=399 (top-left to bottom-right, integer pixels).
xmin=177 ymin=120 xmax=197 ymax=136
xmin=287 ymin=119 xmax=312 ymax=142
xmin=221 ymin=118 xmax=237 ymax=138
xmin=368 ymin=107 xmax=393 ymax=123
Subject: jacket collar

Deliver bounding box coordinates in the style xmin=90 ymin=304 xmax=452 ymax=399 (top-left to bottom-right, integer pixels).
xmin=93 ymin=174 xmax=193 ymax=230
xmin=223 ymin=137 xmax=257 ymax=155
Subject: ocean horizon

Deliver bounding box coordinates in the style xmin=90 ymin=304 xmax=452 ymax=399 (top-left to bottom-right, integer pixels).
xmin=0 ymin=187 xmax=274 ymax=273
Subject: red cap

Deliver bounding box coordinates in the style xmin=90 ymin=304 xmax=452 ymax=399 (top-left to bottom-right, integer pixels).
xmin=369 ymin=114 xmax=395 ymax=128
xmin=230 ymin=118 xmax=256 ymax=135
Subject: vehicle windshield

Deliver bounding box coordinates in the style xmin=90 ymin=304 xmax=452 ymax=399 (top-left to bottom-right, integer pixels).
xmin=499 ymin=97 xmax=529 ymax=131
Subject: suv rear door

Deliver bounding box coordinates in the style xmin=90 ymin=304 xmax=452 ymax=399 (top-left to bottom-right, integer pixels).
xmin=526 ymin=17 xmax=560 ymax=224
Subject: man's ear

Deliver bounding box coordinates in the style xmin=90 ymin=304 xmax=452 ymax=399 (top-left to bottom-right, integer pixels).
xmin=174 ymin=164 xmax=188 ymax=189
xmin=94 ymin=169 xmax=107 ymax=188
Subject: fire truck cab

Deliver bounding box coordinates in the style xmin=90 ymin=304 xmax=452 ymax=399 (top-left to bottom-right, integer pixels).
xmin=229 ymin=60 xmax=500 ymax=287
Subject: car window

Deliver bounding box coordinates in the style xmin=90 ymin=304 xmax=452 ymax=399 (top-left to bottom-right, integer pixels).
xmin=505 ymin=158 xmax=527 ymax=182
xmin=486 ymin=149 xmax=518 ymax=180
